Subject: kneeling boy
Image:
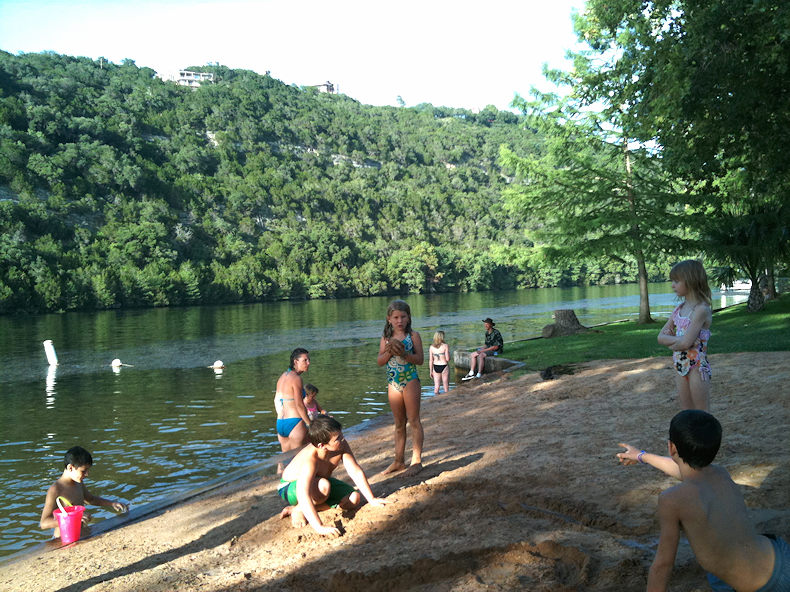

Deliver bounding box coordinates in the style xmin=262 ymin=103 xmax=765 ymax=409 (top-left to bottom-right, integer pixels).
xmin=279 ymin=416 xmax=387 ymax=536
xmin=618 ymin=410 xmax=788 ymax=592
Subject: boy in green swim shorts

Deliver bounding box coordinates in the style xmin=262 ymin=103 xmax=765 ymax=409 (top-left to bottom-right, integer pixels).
xmin=279 ymin=416 xmax=388 ymax=536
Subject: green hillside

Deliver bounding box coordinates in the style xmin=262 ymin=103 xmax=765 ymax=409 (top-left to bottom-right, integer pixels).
xmin=0 ymin=52 xmax=664 ymax=313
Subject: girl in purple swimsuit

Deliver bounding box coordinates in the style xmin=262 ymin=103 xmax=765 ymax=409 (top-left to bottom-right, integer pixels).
xmin=657 ymin=260 xmax=713 ymax=412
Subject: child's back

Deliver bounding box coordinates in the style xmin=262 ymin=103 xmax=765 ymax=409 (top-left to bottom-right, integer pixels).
xmin=665 ymin=464 xmax=774 ymax=590
xmin=620 ymin=411 xmax=784 ymax=591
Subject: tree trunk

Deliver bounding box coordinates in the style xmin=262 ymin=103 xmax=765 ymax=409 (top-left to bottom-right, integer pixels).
xmin=635 ymin=247 xmax=653 ymax=324
xmin=542 ymin=309 xmax=588 ymax=338
xmin=623 ymin=139 xmax=653 ymax=325
xmin=767 ymin=267 xmax=778 ymax=299
xmin=747 ymin=276 xmax=765 ymax=312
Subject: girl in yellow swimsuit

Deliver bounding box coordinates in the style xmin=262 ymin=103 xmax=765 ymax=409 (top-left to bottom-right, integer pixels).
xmin=377 ymin=300 xmax=424 ymax=477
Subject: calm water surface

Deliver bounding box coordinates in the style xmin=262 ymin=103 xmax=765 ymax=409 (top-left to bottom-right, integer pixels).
xmin=0 ymin=284 xmax=747 ymax=556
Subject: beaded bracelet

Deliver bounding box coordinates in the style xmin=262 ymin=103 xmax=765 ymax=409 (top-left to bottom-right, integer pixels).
xmin=637 ymin=450 xmax=647 ymax=464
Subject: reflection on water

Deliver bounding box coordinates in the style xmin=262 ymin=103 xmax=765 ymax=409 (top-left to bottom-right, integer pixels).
xmin=45 ymin=366 xmax=56 ymax=408
xmin=0 ymin=284 xmax=747 ymax=556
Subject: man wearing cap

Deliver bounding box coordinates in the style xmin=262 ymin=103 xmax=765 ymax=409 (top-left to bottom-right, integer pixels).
xmin=463 ymin=318 xmax=504 ymax=380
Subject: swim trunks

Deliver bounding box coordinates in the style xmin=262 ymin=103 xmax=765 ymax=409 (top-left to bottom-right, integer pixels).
xmin=278 ymin=477 xmax=356 ymax=508
xmin=706 ymin=535 xmax=790 ymax=592
xmin=671 ymin=304 xmax=712 ymax=381
xmin=386 ymin=333 xmax=419 ymax=392
xmin=276 ymin=417 xmax=303 ymax=438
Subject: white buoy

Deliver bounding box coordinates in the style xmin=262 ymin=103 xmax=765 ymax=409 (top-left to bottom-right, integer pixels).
xmin=111 ymin=359 xmax=122 ymax=367
xmin=43 ymin=340 xmax=58 ymax=366
xmin=210 ymin=360 xmax=225 ymax=369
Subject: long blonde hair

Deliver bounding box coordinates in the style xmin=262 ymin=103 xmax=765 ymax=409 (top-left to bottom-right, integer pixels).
xmin=432 ymin=331 xmax=446 ymax=348
xmin=670 ymin=260 xmax=712 ymax=306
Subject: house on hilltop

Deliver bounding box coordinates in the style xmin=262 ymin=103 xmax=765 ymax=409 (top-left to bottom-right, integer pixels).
xmin=158 ymin=70 xmax=214 ymax=88
xmin=313 ymin=81 xmax=338 ymax=94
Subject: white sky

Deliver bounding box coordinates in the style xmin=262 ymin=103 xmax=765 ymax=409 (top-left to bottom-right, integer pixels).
xmin=0 ymin=0 xmax=587 ymax=111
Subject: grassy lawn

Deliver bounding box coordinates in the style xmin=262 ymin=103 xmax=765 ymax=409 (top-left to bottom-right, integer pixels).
xmin=506 ymin=294 xmax=790 ymax=372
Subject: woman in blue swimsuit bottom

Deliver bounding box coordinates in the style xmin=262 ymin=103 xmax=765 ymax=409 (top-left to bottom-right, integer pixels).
xmin=274 ymin=348 xmax=312 ymax=472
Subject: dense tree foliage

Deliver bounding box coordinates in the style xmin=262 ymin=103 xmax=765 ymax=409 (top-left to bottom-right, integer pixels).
xmin=0 ymin=51 xmax=662 ymax=314
xmin=571 ymin=0 xmax=790 ymax=311
xmin=501 ymin=88 xmax=692 ymax=324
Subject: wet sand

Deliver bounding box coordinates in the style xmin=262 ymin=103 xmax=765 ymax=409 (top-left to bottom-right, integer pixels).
xmin=2 ymin=352 xmax=789 ymax=591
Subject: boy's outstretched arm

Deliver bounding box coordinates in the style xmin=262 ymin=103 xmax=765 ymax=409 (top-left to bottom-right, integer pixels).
xmin=84 ymin=487 xmax=128 ymax=513
xmin=617 ymin=444 xmax=681 ymax=479
xmin=342 ymin=446 xmax=388 ymax=507
xmin=647 ymin=491 xmax=681 ymax=592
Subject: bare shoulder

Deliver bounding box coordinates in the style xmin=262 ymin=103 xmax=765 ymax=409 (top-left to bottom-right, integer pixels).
xmin=659 ymin=481 xmax=697 ymax=509
xmin=341 ymin=440 xmax=356 ymax=458
xmin=706 ymin=465 xmax=741 ymax=492
xmin=297 ymin=444 xmax=319 ymax=463
xmin=45 ymin=481 xmax=62 ymax=498
xmin=282 ymin=445 xmax=317 ymax=480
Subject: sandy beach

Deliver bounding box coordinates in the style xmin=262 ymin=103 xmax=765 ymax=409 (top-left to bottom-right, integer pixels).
xmin=2 ymin=351 xmax=789 ymax=592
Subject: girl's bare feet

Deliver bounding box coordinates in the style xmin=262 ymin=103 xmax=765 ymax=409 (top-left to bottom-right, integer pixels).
xmin=381 ymin=461 xmax=406 ymax=475
xmin=402 ymin=462 xmax=423 ymax=477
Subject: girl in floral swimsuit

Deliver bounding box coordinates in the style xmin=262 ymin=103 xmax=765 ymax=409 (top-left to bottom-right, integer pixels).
xmin=658 ymin=260 xmax=713 ymax=412
xmin=377 ymin=300 xmax=424 ymax=477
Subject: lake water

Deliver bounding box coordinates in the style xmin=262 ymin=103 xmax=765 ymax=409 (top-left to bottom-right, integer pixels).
xmin=0 ymin=284 xmax=747 ymax=556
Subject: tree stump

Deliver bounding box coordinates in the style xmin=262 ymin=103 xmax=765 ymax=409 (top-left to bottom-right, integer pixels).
xmin=542 ymin=309 xmax=588 ymax=338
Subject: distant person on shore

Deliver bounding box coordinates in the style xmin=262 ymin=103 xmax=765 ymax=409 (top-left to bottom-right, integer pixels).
xmin=377 ymin=299 xmax=424 ymax=477
xmin=279 ymin=416 xmax=388 ymax=536
xmin=617 ymin=410 xmax=788 ymax=592
xmin=274 ymin=348 xmax=312 ymax=473
xmin=463 ymin=318 xmax=503 ymax=381
xmin=303 ymin=383 xmax=329 ymax=421
xmin=40 ymin=446 xmax=129 ymax=536
xmin=657 ymin=260 xmax=712 ymax=411
xmin=429 ymin=331 xmax=451 ymax=395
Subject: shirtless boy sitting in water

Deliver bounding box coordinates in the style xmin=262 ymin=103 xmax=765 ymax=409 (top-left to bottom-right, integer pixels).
xmin=279 ymin=416 xmax=388 ymax=536
xmin=618 ymin=410 xmax=788 ymax=592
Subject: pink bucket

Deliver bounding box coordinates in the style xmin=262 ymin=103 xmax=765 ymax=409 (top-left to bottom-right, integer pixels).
xmin=54 ymin=505 xmax=85 ymax=544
